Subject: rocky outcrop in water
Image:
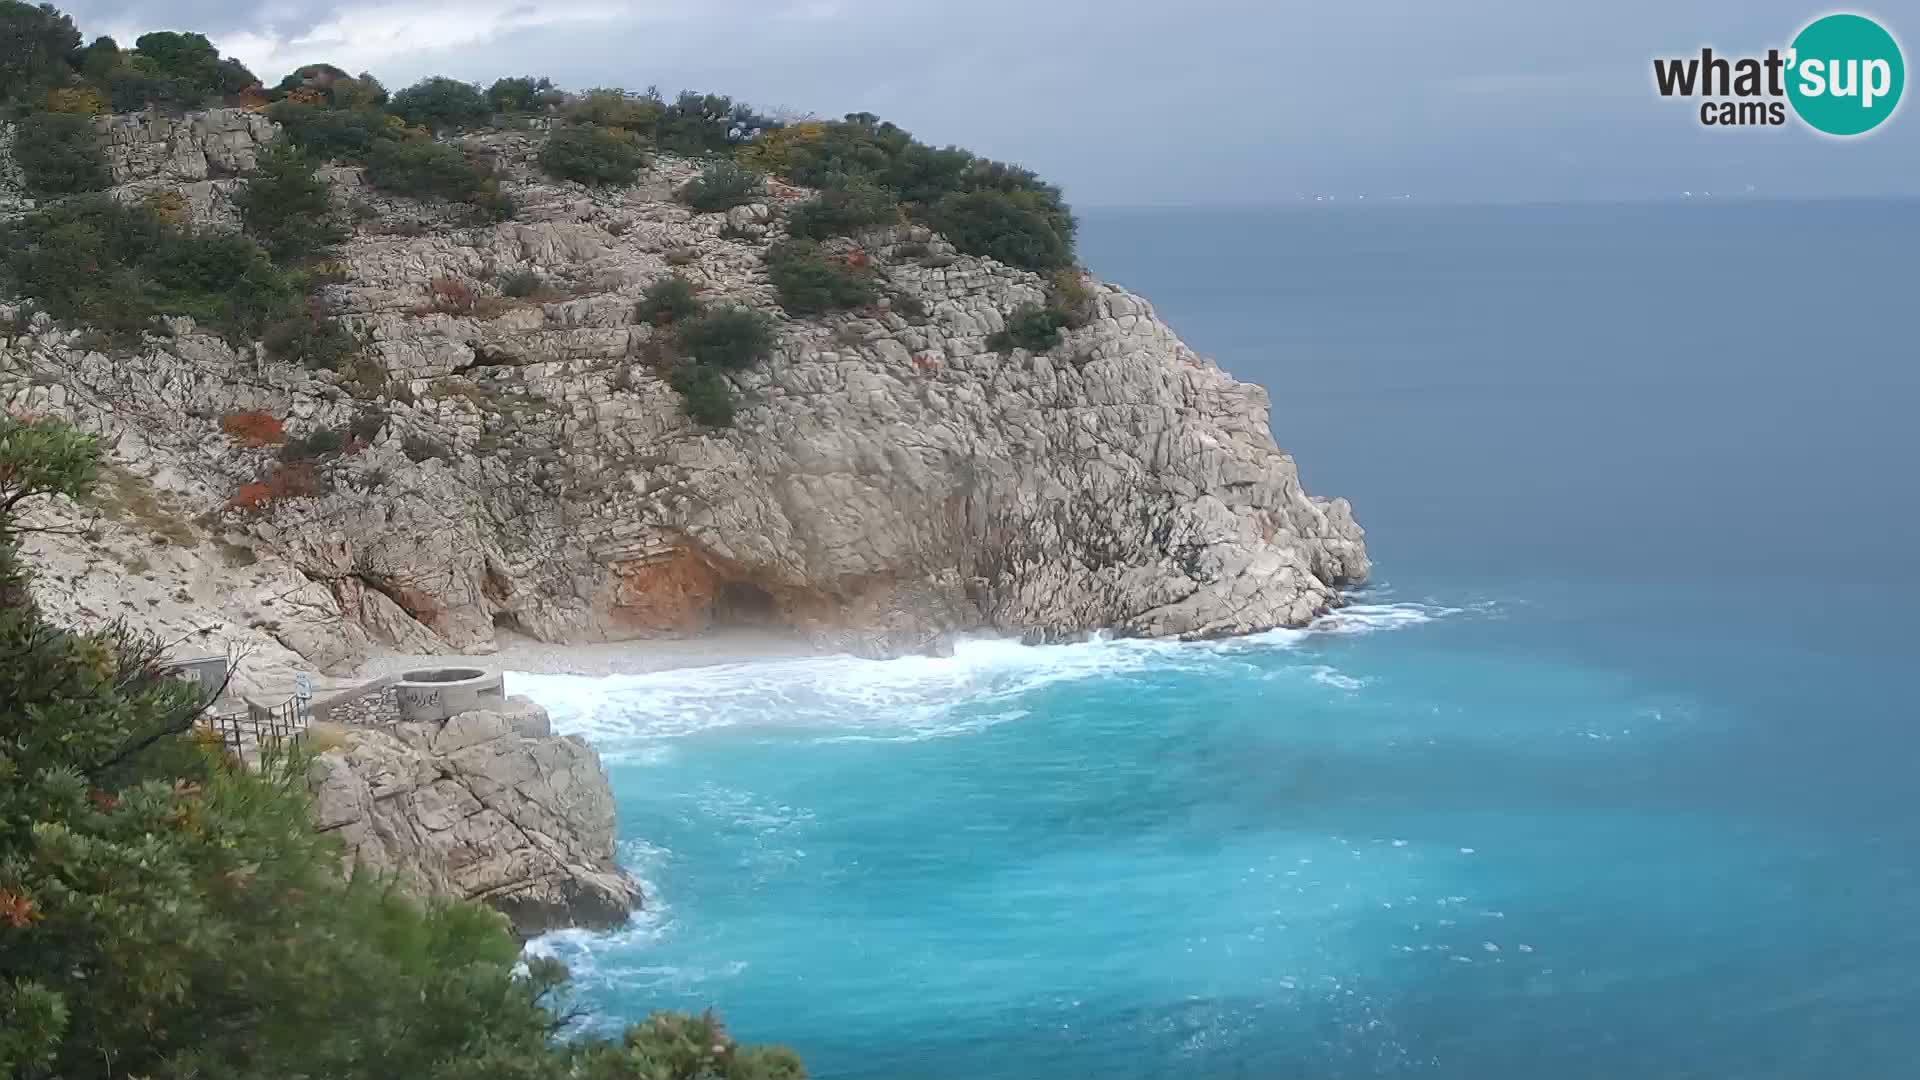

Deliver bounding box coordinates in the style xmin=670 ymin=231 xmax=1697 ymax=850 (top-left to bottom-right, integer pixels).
xmin=305 ymin=696 xmax=640 ymax=936
xmin=1 ymin=109 xmax=1367 ymax=679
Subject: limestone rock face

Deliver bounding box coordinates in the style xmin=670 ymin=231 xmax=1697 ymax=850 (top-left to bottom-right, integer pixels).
xmin=1 ymin=111 xmax=1368 ymax=676
xmin=305 ymin=698 xmax=641 ymax=936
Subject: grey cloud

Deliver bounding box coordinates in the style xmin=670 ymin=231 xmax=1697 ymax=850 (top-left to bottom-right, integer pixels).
xmin=49 ymin=0 xmax=1920 ymax=204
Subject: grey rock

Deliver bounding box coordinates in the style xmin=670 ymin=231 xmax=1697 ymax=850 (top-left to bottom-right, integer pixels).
xmin=306 ymin=697 xmax=640 ymax=936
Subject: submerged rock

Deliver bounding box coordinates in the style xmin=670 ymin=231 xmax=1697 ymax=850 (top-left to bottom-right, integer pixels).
xmin=305 ymin=697 xmax=640 ymax=936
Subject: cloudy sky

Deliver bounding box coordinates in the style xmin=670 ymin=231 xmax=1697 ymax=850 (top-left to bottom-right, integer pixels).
xmin=56 ymin=0 xmax=1918 ymax=205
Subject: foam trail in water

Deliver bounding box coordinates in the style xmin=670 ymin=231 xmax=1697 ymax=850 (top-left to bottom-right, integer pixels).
xmin=513 ymin=599 xmax=1456 ymax=747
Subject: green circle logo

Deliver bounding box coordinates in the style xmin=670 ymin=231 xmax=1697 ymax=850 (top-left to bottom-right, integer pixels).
xmin=1787 ymin=14 xmax=1905 ymax=135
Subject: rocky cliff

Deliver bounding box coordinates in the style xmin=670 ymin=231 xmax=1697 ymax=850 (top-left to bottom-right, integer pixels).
xmin=306 ymin=696 xmax=641 ymax=936
xmin=1 ymin=110 xmax=1366 ymax=687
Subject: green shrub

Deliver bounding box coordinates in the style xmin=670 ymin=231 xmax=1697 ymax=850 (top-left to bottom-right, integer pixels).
xmin=680 ymin=160 xmax=764 ymax=212
xmin=11 ymin=112 xmax=110 ymax=196
xmin=75 ymin=33 xmax=120 ymax=78
xmin=566 ymin=88 xmax=662 ymax=132
xmin=678 ymin=306 xmax=772 ymax=370
xmin=635 ymin=275 xmax=702 ymax=326
xmin=349 ymin=406 xmax=387 ymax=443
xmin=576 ymin=1011 xmax=807 ymax=1080
xmin=655 ymin=90 xmax=770 ymax=157
xmin=754 ymin=112 xmax=1080 ymax=267
xmin=390 ymin=75 xmax=489 ymax=130
xmin=0 ymin=196 xmax=301 ymax=345
xmin=263 ymin=311 xmax=355 ymax=370
xmin=499 ymin=269 xmax=544 ymax=298
xmin=669 ymin=363 xmax=736 ymax=427
xmin=237 ymin=143 xmax=346 ymax=260
xmin=278 ymin=426 xmax=345 ymax=461
xmin=764 ymin=239 xmax=875 ymax=313
xmin=130 ymin=30 xmax=255 ymax=97
xmin=928 ymin=188 xmax=1076 ymax=270
xmin=786 ymin=178 xmax=897 ymax=239
xmin=987 ymin=303 xmax=1069 ymax=353
xmin=364 ymin=139 xmax=487 ymax=201
xmin=0 ymin=1 xmax=81 ymax=103
xmin=264 ymin=102 xmax=396 ymax=160
xmin=143 ymin=229 xmax=302 ymax=340
xmin=540 ymin=123 xmax=648 ymax=186
xmin=486 ymin=75 xmax=556 ymax=114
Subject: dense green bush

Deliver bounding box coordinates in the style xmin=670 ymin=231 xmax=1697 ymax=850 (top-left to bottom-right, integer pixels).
xmin=656 ymin=90 xmax=770 ymax=157
xmin=635 ymin=275 xmax=702 ymax=325
xmin=265 ymin=102 xmax=397 ymax=160
xmin=0 ymin=196 xmax=301 ymax=343
xmin=391 ymin=75 xmax=489 ymax=130
xmin=499 ymin=269 xmax=544 ymax=298
xmin=669 ymin=362 xmax=736 ymax=427
xmin=0 ymin=0 xmax=81 ymax=104
xmin=74 ymin=34 xmax=119 ymax=81
xmin=142 ymin=228 xmax=302 ymax=340
xmin=10 ymin=112 xmax=110 ymax=195
xmin=541 ymin=123 xmax=648 ymax=186
xmin=680 ymin=160 xmax=764 ymax=212
xmin=565 ymin=88 xmax=661 ymax=132
xmin=237 ymin=143 xmax=346 ymax=260
xmin=263 ymin=311 xmax=355 ymax=370
xmin=785 ymin=178 xmax=897 ymax=239
xmin=679 ymin=306 xmax=773 ymax=370
xmin=0 ymin=413 xmax=808 ymax=1078
xmin=133 ymin=31 xmax=253 ymax=93
xmin=486 ymin=75 xmax=557 ymax=113
xmin=759 ymin=113 xmax=1078 ymax=268
xmin=927 ymin=188 xmax=1076 ymax=271
xmin=987 ymin=303 xmax=1069 ymax=353
xmin=365 ymin=139 xmax=487 ymax=200
xmin=764 ymin=239 xmax=875 ymax=314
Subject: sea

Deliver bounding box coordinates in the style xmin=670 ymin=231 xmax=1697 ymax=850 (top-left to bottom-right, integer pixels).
xmin=520 ymin=200 xmax=1920 ymax=1079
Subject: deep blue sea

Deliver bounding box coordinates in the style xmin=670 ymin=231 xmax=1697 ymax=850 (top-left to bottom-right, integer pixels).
xmin=522 ymin=200 xmax=1920 ymax=1079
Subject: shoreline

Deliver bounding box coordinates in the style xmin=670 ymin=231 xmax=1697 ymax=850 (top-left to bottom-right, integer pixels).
xmin=350 ymin=627 xmax=825 ymax=682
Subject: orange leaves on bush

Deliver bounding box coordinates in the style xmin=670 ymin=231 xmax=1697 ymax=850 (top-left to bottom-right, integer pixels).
xmin=0 ymin=889 xmax=37 ymax=929
xmin=226 ymin=482 xmax=272 ymax=511
xmin=221 ymin=410 xmax=286 ymax=448
xmin=225 ymin=463 xmax=323 ymax=512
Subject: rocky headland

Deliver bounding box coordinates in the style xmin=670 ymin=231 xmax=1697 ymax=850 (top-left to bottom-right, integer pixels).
xmin=2 ymin=108 xmax=1367 ymax=702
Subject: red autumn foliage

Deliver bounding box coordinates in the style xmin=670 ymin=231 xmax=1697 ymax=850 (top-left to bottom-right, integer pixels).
xmin=221 ymin=411 xmax=286 ymax=448
xmin=840 ymin=247 xmax=870 ymax=271
xmin=225 ymin=463 xmax=324 ymax=512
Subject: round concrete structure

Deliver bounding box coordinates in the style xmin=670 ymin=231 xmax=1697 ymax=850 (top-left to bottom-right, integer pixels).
xmin=394 ymin=667 xmax=506 ymax=722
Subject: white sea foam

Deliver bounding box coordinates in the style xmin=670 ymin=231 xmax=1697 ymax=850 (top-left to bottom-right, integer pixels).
xmin=512 ymin=596 xmax=1458 ymax=747
xmin=1309 ymin=665 xmax=1366 ymax=691
xmin=1310 ymin=601 xmax=1461 ymax=635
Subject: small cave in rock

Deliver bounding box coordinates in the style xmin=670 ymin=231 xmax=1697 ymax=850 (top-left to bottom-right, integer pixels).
xmin=712 ymin=579 xmax=780 ymax=628
xmin=492 ymin=610 xmax=525 ymax=636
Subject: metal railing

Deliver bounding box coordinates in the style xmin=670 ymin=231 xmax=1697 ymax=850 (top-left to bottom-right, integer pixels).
xmin=197 ymin=695 xmax=309 ymax=754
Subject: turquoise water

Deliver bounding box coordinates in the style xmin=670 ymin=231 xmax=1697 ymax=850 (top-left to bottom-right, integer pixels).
xmin=523 ymin=201 xmax=1920 ymax=1078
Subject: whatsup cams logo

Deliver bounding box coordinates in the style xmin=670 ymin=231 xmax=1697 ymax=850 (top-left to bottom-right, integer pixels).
xmin=1653 ymin=12 xmax=1905 ymax=135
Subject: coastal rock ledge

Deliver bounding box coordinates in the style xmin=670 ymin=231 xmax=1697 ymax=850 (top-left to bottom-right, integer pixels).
xmin=306 ymin=697 xmax=641 ymax=936
xmin=2 ymin=109 xmax=1367 ymax=679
